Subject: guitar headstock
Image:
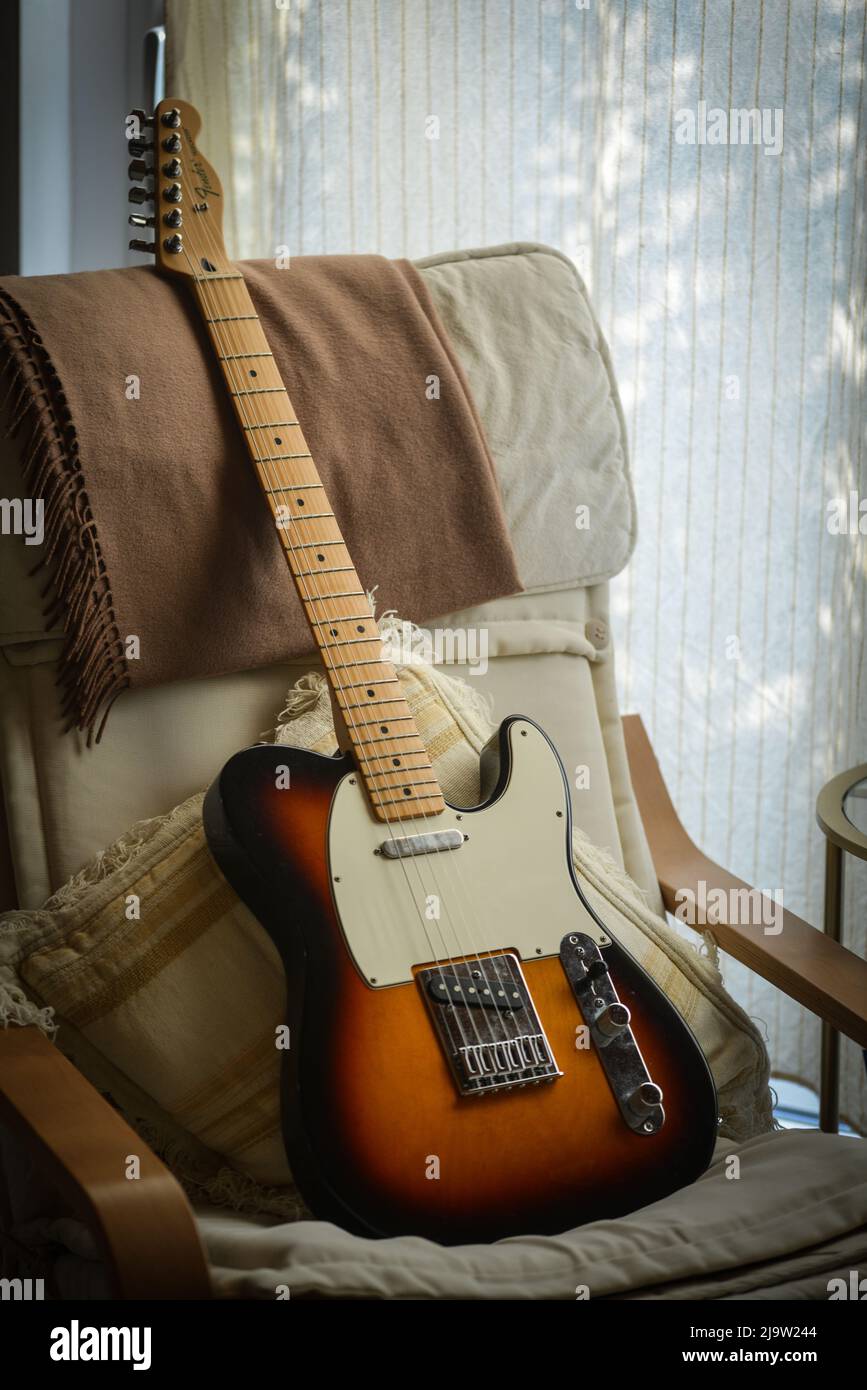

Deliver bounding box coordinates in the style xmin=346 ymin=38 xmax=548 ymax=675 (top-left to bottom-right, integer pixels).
xmin=126 ymin=98 xmax=232 ymax=277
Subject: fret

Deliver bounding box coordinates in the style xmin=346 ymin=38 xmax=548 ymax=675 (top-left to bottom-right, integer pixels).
xmin=360 ymin=732 xmax=425 ymax=744
xmin=218 ymin=352 xmax=274 ymax=361
xmin=364 ymin=769 xmax=438 ymax=786
xmin=297 ymin=579 xmax=370 ymax=601
xmin=358 ymin=749 xmax=433 ymax=764
xmin=294 ymin=537 xmax=344 ymax=547
xmin=341 ymin=697 xmax=408 ymax=712
xmin=340 ymin=678 xmax=400 ymax=690
xmin=242 ymin=421 xmax=299 ymax=431
xmin=230 ymin=386 xmax=287 ymax=397
xmin=352 ymin=715 xmax=415 ymax=727
xmin=306 ymin=588 xmax=365 ymax=601
xmin=330 ymin=658 xmax=386 ymax=670
xmin=361 ymin=768 xmax=436 ymax=786
xmin=205 ymin=314 xmax=259 ymax=323
xmin=309 ymin=614 xmax=372 ymax=626
xmin=373 ymin=789 xmax=444 ymax=807
xmin=368 ymin=784 xmax=441 ymax=801
xmin=194 ymin=273 xmax=246 ymax=282
xmin=284 ymin=511 xmax=335 ymax=521
xmin=262 ymin=482 xmax=323 ymax=494
xmin=258 ymin=452 xmax=312 ymax=461
xmin=360 ymin=749 xmax=433 ymax=763
xmin=294 ymin=564 xmax=356 ymax=578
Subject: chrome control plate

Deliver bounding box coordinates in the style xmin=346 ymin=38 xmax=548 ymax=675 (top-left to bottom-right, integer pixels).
xmin=559 ymin=932 xmax=666 ymax=1136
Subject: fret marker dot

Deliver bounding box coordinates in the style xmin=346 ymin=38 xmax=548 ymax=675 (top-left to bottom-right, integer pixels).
xmin=402 ymin=787 xmax=411 ymax=796
xmin=392 ymin=758 xmax=401 ymax=766
xmin=274 ymin=437 xmax=282 ymax=446
xmin=366 ymin=688 xmax=375 ymax=697
xmin=380 ymin=725 xmax=389 ymax=734
xmin=296 ymin=499 xmax=304 ymax=506
xmin=330 ymin=628 xmax=338 ymax=636
xmin=316 ymin=553 xmax=325 ymax=561
xmin=249 ymin=369 xmax=257 ymax=377
xmin=357 ymin=625 xmax=365 ymax=633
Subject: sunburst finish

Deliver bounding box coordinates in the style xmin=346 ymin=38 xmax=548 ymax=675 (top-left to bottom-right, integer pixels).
xmin=204 ymin=722 xmax=718 ymax=1243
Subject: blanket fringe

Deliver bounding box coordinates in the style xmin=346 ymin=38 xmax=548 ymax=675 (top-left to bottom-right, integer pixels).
xmin=0 ymin=290 xmax=129 ymax=744
xmin=0 ymin=970 xmax=57 ymax=1037
xmin=105 ymin=1105 xmax=311 ymax=1221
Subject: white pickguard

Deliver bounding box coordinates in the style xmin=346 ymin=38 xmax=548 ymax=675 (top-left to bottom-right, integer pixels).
xmin=327 ymin=719 xmax=609 ymax=987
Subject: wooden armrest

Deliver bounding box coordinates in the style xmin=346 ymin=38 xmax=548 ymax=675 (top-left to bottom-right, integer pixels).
xmin=622 ymin=714 xmax=867 ymax=1048
xmin=0 ymin=1027 xmax=211 ymax=1299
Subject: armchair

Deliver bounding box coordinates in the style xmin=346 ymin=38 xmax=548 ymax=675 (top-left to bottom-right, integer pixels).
xmin=1 ymin=243 xmax=864 ymax=1300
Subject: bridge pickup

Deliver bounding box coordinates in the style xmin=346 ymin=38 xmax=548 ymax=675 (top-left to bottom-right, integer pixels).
xmin=419 ymin=953 xmax=561 ymax=1097
xmin=426 ymin=972 xmax=527 ymax=1011
xmin=379 ymin=828 xmax=464 ymax=859
xmin=559 ymin=932 xmax=666 ymax=1136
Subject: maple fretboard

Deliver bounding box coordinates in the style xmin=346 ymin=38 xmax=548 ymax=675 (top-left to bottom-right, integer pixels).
xmin=191 ymin=272 xmax=446 ymax=823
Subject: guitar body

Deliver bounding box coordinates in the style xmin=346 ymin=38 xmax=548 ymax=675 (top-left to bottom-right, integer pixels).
xmin=204 ymin=714 xmax=718 ymax=1243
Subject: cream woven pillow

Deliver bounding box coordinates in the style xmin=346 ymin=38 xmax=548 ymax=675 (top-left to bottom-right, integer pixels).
xmin=0 ymin=656 xmax=772 ymax=1217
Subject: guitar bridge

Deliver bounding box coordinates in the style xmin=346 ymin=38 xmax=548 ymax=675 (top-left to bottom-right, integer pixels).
xmin=419 ymin=953 xmax=562 ymax=1097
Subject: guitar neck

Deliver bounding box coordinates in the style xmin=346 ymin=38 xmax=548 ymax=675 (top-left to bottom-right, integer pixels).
xmin=191 ymin=272 xmax=445 ymax=823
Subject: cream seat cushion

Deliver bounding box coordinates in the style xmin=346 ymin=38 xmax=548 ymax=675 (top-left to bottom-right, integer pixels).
xmin=9 ymin=1129 xmax=866 ymax=1300
xmin=197 ymin=1131 xmax=867 ymax=1300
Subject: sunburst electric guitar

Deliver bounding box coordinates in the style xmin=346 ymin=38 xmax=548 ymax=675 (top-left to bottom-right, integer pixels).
xmin=130 ymin=98 xmax=718 ymax=1243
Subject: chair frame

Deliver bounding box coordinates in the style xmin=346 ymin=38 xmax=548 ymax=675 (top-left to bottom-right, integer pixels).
xmin=1 ymin=714 xmax=866 ymax=1299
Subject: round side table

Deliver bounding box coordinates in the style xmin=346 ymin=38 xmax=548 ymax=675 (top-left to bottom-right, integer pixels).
xmin=816 ymin=763 xmax=867 ymax=1132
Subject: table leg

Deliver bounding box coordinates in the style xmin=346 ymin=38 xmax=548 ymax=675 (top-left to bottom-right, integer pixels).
xmin=819 ymin=838 xmax=844 ymax=1133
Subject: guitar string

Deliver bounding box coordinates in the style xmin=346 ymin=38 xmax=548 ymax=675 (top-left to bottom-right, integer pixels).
xmin=175 ymin=150 xmax=542 ymax=1064
xmin=200 ymin=278 xmax=503 ymax=1070
xmin=178 ymin=235 xmax=498 ymax=1066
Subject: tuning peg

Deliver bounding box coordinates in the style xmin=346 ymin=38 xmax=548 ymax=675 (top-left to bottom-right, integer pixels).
xmin=128 ymin=158 xmax=153 ymax=181
xmin=161 ymin=134 xmax=181 ymax=154
xmin=128 ymin=137 xmax=153 ymax=159
xmin=129 ymin=238 xmax=156 ymax=254
xmin=129 ymin=108 xmax=155 ymax=128
xmin=128 ymin=213 xmax=155 ymax=228
xmin=162 ymin=183 xmax=182 ymax=204
xmin=160 ymin=107 xmax=181 ymax=128
xmin=128 ymin=186 xmax=153 ymax=205
xmin=163 ymin=234 xmax=184 ymax=255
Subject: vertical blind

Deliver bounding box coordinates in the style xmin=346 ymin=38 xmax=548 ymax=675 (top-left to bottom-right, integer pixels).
xmin=168 ymin=0 xmax=867 ymax=1131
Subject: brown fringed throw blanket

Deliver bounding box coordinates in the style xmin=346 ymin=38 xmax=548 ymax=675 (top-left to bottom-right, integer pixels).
xmin=0 ymin=256 xmax=521 ymax=742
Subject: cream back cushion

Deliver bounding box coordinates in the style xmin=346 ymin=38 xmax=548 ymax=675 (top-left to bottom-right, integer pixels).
xmin=0 ymin=584 xmax=662 ymax=916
